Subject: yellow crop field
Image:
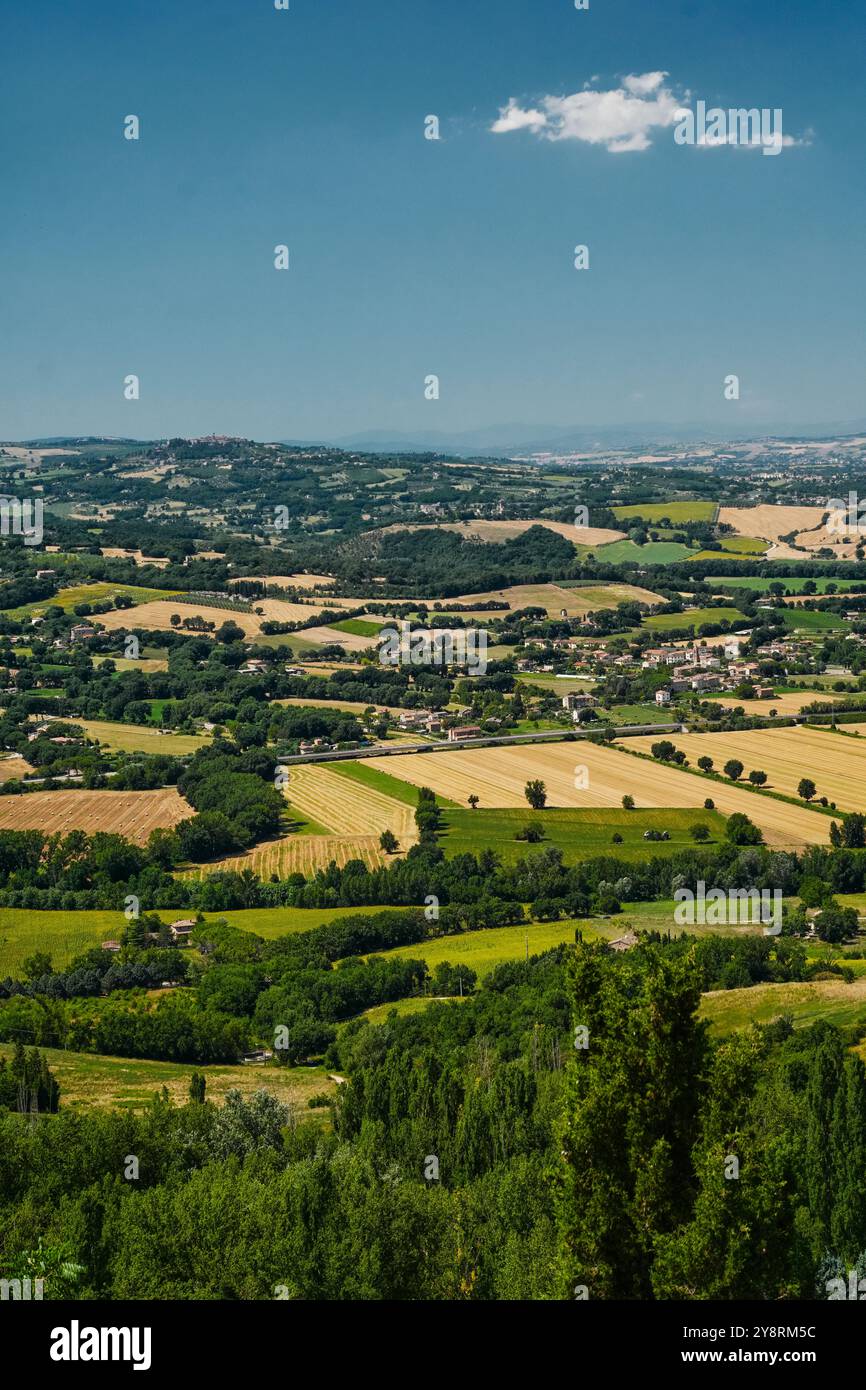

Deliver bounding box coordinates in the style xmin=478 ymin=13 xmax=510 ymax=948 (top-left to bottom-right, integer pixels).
xmin=719 ymin=504 xmax=826 ymax=543
xmin=711 ymin=691 xmax=837 ymax=717
xmin=275 ymin=697 xmax=407 ymax=715
xmin=96 ymin=600 xmax=260 ymax=638
xmin=0 ymin=754 xmax=34 ymax=782
xmin=282 ymin=764 xmax=416 ymax=839
xmin=71 ymin=719 xmax=211 ymax=755
xmin=625 ymin=725 xmax=866 ymax=813
xmin=96 ymin=595 xmax=346 ymax=642
xmin=0 ymin=788 xmax=193 ymax=842
xmin=382 ymin=518 xmax=627 ymax=546
xmin=360 ymin=740 xmax=831 ymax=848
xmin=184 ymin=832 xmax=389 ymax=880
xmin=413 ymin=581 xmax=665 ymax=619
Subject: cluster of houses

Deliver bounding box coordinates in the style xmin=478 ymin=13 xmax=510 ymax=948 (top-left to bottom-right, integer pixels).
xmin=643 ymin=636 xmax=819 ymax=705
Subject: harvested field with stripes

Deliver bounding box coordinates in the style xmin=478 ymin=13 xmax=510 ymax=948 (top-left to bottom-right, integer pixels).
xmin=625 ymin=725 xmax=866 ymax=813
xmin=282 ymin=763 xmax=416 ymax=839
xmin=184 ymin=832 xmax=389 ymax=880
xmin=0 ymin=788 xmax=193 ymax=842
xmin=359 ymin=740 xmax=831 ymax=848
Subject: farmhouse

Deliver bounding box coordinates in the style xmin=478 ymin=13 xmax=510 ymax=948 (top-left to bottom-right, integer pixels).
xmin=448 ymin=725 xmax=482 ymax=742
xmin=561 ymin=692 xmax=598 ymax=712
xmin=170 ymin=919 xmax=196 ymax=941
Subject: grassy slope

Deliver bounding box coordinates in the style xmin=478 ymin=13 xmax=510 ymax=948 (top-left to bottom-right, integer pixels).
xmin=438 ymin=806 xmax=727 ymax=865
xmin=0 ymin=1041 xmax=335 ymax=1111
xmin=612 ymin=501 xmax=717 ymax=523
xmin=0 ymin=903 xmax=406 ymax=974
xmin=326 ymin=758 xmax=461 ymax=809
xmin=643 ymin=606 xmax=745 ymax=631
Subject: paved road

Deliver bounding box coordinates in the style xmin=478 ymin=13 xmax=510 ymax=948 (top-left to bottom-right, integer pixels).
xmin=280 ymin=722 xmax=684 ymax=765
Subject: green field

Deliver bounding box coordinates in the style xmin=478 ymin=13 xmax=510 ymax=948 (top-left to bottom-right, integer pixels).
xmin=604 ymin=703 xmax=670 ymax=725
xmin=370 ymin=896 xmax=759 ymax=979
xmin=717 ymin=536 xmax=769 ymax=554
xmin=0 ymin=903 xmax=406 ymax=975
xmin=700 ymin=977 xmax=866 ymax=1035
xmin=2 ymin=583 xmax=181 ymax=619
xmin=375 ymin=918 xmax=589 ymax=977
xmin=326 ymin=758 xmax=461 ymax=809
xmin=773 ymin=607 xmax=849 ymax=632
xmin=328 ymin=617 xmax=384 ymax=638
xmin=717 ymin=576 xmax=864 ymax=595
xmin=0 ymin=1042 xmax=334 ymax=1111
xmin=360 ymin=996 xmax=471 ymax=1026
xmin=73 ymin=718 xmax=211 ymax=755
xmin=592 ymin=540 xmax=693 ymax=565
xmin=438 ymin=806 xmax=727 ymax=865
xmin=643 ymin=606 xmax=745 ymax=632
xmin=516 ymin=674 xmax=598 ymax=696
xmin=612 ymin=501 xmax=717 ymax=523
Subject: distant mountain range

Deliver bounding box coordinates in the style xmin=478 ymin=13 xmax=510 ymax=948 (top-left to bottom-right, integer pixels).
xmin=9 ymin=418 xmax=866 ymax=459
xmin=286 ymin=418 xmax=866 ymax=458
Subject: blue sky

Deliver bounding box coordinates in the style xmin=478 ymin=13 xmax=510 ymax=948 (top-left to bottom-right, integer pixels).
xmin=1 ymin=0 xmax=863 ymax=442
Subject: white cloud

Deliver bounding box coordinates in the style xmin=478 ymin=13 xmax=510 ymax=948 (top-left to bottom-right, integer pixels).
xmin=490 ymin=73 xmax=685 ymax=153
xmin=622 ymin=71 xmax=667 ymax=96
xmin=490 ymin=100 xmax=548 ymax=135
xmin=491 ymin=75 xmax=809 ymax=156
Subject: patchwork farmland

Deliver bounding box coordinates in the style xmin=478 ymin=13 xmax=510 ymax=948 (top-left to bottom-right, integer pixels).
xmin=358 ymin=740 xmax=832 ymax=847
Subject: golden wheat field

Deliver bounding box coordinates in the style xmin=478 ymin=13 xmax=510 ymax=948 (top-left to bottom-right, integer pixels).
xmin=96 ymin=596 xmax=348 ymax=642
xmin=383 ymin=518 xmax=627 ymax=546
xmin=0 ymin=754 xmax=34 ymax=782
xmin=415 ymin=581 xmax=665 ymax=619
xmin=282 ymin=764 xmax=417 ymax=839
xmin=359 ymin=740 xmax=831 ymax=848
xmin=719 ymin=504 xmax=826 ymax=543
xmin=625 ymin=725 xmax=866 ymax=813
xmin=184 ymin=833 xmax=389 ymax=880
xmin=710 ymin=690 xmax=837 ymax=717
xmin=0 ymin=788 xmax=193 ymax=842
xmin=275 ymin=697 xmax=407 ymax=715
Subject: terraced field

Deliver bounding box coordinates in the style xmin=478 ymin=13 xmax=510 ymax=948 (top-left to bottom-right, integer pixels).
xmin=0 ymin=787 xmax=193 ymax=842
xmin=360 ymin=740 xmax=831 ymax=847
xmin=625 ymin=724 xmax=865 ymax=812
